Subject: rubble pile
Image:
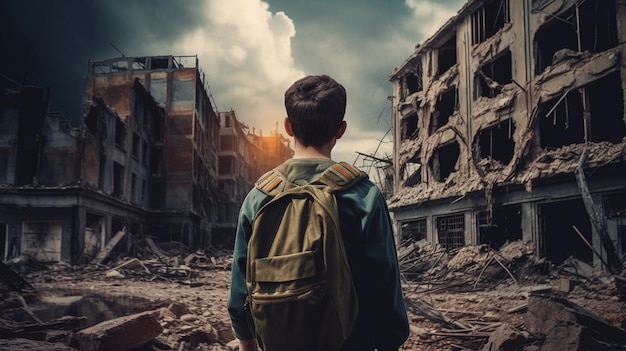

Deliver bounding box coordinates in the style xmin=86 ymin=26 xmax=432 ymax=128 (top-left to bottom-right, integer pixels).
xmin=1 ymin=236 xmax=625 ymax=351
xmin=398 ymin=240 xmax=547 ymax=292
xmin=0 ymin=237 xmax=235 ymax=351
xmin=399 ymin=240 xmax=626 ymax=350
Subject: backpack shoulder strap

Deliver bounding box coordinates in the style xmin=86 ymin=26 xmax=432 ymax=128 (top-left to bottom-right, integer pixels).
xmin=255 ymin=169 xmax=289 ymax=196
xmin=316 ymin=161 xmax=368 ymax=193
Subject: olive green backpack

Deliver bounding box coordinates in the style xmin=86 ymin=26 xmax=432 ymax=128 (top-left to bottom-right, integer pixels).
xmin=246 ymin=162 xmax=367 ymax=351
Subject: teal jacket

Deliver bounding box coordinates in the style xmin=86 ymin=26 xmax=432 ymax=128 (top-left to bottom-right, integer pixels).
xmin=227 ymin=158 xmax=409 ymax=350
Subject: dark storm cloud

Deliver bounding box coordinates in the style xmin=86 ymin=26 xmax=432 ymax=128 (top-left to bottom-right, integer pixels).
xmin=0 ymin=0 xmax=204 ymax=124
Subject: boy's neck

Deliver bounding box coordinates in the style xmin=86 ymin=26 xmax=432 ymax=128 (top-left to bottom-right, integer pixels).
xmin=292 ymin=139 xmax=335 ymax=159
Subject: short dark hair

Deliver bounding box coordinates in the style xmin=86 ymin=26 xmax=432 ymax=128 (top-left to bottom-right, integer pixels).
xmin=284 ymin=75 xmax=346 ymax=148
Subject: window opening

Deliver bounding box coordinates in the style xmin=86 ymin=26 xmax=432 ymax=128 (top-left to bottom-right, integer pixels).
xmin=430 ymin=141 xmax=460 ymax=182
xmin=478 ymin=118 xmax=515 ymax=165
xmin=472 ymin=0 xmax=510 ymax=45
xmin=534 ymin=0 xmax=618 ymax=75
xmin=477 ymin=205 xmax=522 ymax=250
xmin=539 ymin=199 xmax=592 ymax=266
xmin=437 ymin=214 xmax=465 ymax=249
xmin=132 ymin=133 xmax=140 ymax=159
xmin=437 ymin=34 xmax=457 ymax=77
xmin=401 ymin=112 xmax=418 ymax=140
xmin=474 ymin=49 xmax=512 ymax=100
xmin=113 ymin=162 xmax=124 ymax=198
xmin=115 ymin=119 xmax=126 ymax=149
xmin=401 ymin=219 xmax=427 ymax=243
xmin=402 ymin=156 xmax=422 ymax=187
xmin=430 ymin=88 xmax=458 ymax=134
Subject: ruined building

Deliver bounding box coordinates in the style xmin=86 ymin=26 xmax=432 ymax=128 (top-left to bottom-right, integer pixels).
xmin=0 ymin=55 xmax=269 ymax=263
xmin=389 ymin=0 xmax=626 ymax=271
xmin=214 ymin=111 xmax=293 ymax=247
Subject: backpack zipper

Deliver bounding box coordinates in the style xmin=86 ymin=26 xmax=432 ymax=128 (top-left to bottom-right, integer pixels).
xmin=251 ymin=283 xmax=325 ymax=305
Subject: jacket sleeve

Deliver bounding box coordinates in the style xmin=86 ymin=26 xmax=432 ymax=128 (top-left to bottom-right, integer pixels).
xmin=364 ymin=191 xmax=410 ymax=350
xmin=340 ymin=182 xmax=410 ymax=350
xmin=227 ymin=189 xmax=267 ymax=340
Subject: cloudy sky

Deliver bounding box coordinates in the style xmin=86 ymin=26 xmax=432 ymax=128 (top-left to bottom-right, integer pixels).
xmin=1 ymin=0 xmax=465 ymax=172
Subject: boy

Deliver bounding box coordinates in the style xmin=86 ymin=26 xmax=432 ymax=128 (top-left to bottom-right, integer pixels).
xmin=228 ymin=74 xmax=409 ymax=351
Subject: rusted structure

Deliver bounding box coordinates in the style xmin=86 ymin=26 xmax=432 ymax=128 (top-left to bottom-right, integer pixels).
xmin=0 ymin=55 xmax=222 ymax=262
xmin=214 ymin=110 xmax=292 ymax=247
xmin=389 ymin=0 xmax=625 ymax=271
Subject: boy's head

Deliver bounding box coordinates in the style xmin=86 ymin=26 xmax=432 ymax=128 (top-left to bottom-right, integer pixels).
xmin=284 ymin=75 xmax=346 ymax=148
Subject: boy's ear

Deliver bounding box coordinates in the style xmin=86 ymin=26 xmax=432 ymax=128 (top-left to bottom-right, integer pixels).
xmin=284 ymin=117 xmax=294 ymax=136
xmin=335 ymin=121 xmax=347 ymax=139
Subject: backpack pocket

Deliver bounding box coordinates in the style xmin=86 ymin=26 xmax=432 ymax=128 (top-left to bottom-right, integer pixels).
xmin=250 ymin=251 xmax=345 ymax=350
xmin=253 ymin=250 xmax=316 ymax=283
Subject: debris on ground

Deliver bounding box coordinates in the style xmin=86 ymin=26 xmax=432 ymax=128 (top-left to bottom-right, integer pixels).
xmin=0 ymin=238 xmax=625 ymax=351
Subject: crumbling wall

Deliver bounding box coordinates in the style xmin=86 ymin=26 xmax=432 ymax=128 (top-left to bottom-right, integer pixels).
xmin=389 ymin=0 xmax=626 ymax=209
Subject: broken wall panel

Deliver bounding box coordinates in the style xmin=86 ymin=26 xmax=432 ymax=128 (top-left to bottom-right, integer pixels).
xmin=389 ymin=0 xmax=626 ymax=270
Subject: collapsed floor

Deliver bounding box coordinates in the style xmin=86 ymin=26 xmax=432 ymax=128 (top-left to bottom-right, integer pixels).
xmin=1 ymin=238 xmax=625 ymax=351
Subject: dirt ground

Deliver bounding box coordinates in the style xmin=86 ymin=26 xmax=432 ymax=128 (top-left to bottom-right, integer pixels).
xmin=3 ymin=250 xmax=626 ymax=351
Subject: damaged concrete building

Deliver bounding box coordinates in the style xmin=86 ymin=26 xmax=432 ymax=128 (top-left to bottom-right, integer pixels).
xmin=1 ymin=55 xmax=235 ymax=263
xmin=389 ymin=0 xmax=626 ymax=271
xmin=214 ymin=110 xmax=293 ymax=247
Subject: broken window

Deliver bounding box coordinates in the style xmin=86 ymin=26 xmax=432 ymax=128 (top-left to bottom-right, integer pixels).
xmin=115 ymin=119 xmax=126 ymax=149
xmin=430 ymin=88 xmax=458 ymax=134
xmin=604 ymin=192 xmax=626 ymax=219
xmin=539 ymin=71 xmax=625 ymax=148
xmin=219 ymin=156 xmax=233 ymax=175
xmin=111 ymin=60 xmax=128 ymax=73
xmin=401 ymin=112 xmax=418 ymax=140
xmin=132 ymin=58 xmax=147 ymax=70
xmin=472 ymin=0 xmax=510 ymax=45
xmin=113 ymin=162 xmax=124 ymax=198
xmin=142 ymin=141 xmax=149 ymax=166
xmin=540 ymin=199 xmax=592 ymax=265
xmin=474 ymin=49 xmax=512 ymax=100
xmin=437 ymin=214 xmax=465 ymax=249
xmin=539 ymin=89 xmax=585 ymax=148
xmin=402 ymin=156 xmax=422 ymax=187
xmin=221 ymin=135 xmax=234 ymax=151
xmin=98 ymin=154 xmax=106 ymax=189
xmin=429 ymin=141 xmax=460 ymax=182
xmin=150 ymin=57 xmax=170 ymax=69
xmin=437 ymin=34 xmax=457 ymax=77
xmin=401 ymin=62 xmax=422 ymax=100
xmin=150 ymin=147 xmax=163 ymax=176
xmin=586 ymin=71 xmax=625 ymax=143
xmin=401 ymin=219 xmax=427 ymax=243
xmin=534 ymin=0 xmax=618 ymax=75
xmin=477 ymin=205 xmax=522 ymax=250
xmin=478 ymin=118 xmax=515 ymax=165
xmin=132 ymin=133 xmax=140 ymax=159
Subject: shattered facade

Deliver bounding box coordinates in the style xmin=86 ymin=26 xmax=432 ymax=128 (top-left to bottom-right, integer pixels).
xmin=389 ymin=0 xmax=626 ymax=271
xmin=0 ymin=56 xmax=222 ymax=263
xmin=214 ymin=111 xmax=293 ymax=247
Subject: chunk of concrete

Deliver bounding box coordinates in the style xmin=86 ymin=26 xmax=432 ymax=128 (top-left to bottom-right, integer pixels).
xmin=525 ymin=295 xmax=626 ymax=350
xmin=72 ymin=310 xmax=162 ymax=351
xmin=482 ymin=323 xmax=529 ymax=351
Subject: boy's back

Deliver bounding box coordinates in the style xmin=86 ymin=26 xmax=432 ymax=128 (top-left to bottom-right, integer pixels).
xmin=227 ymin=75 xmax=409 ymax=351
